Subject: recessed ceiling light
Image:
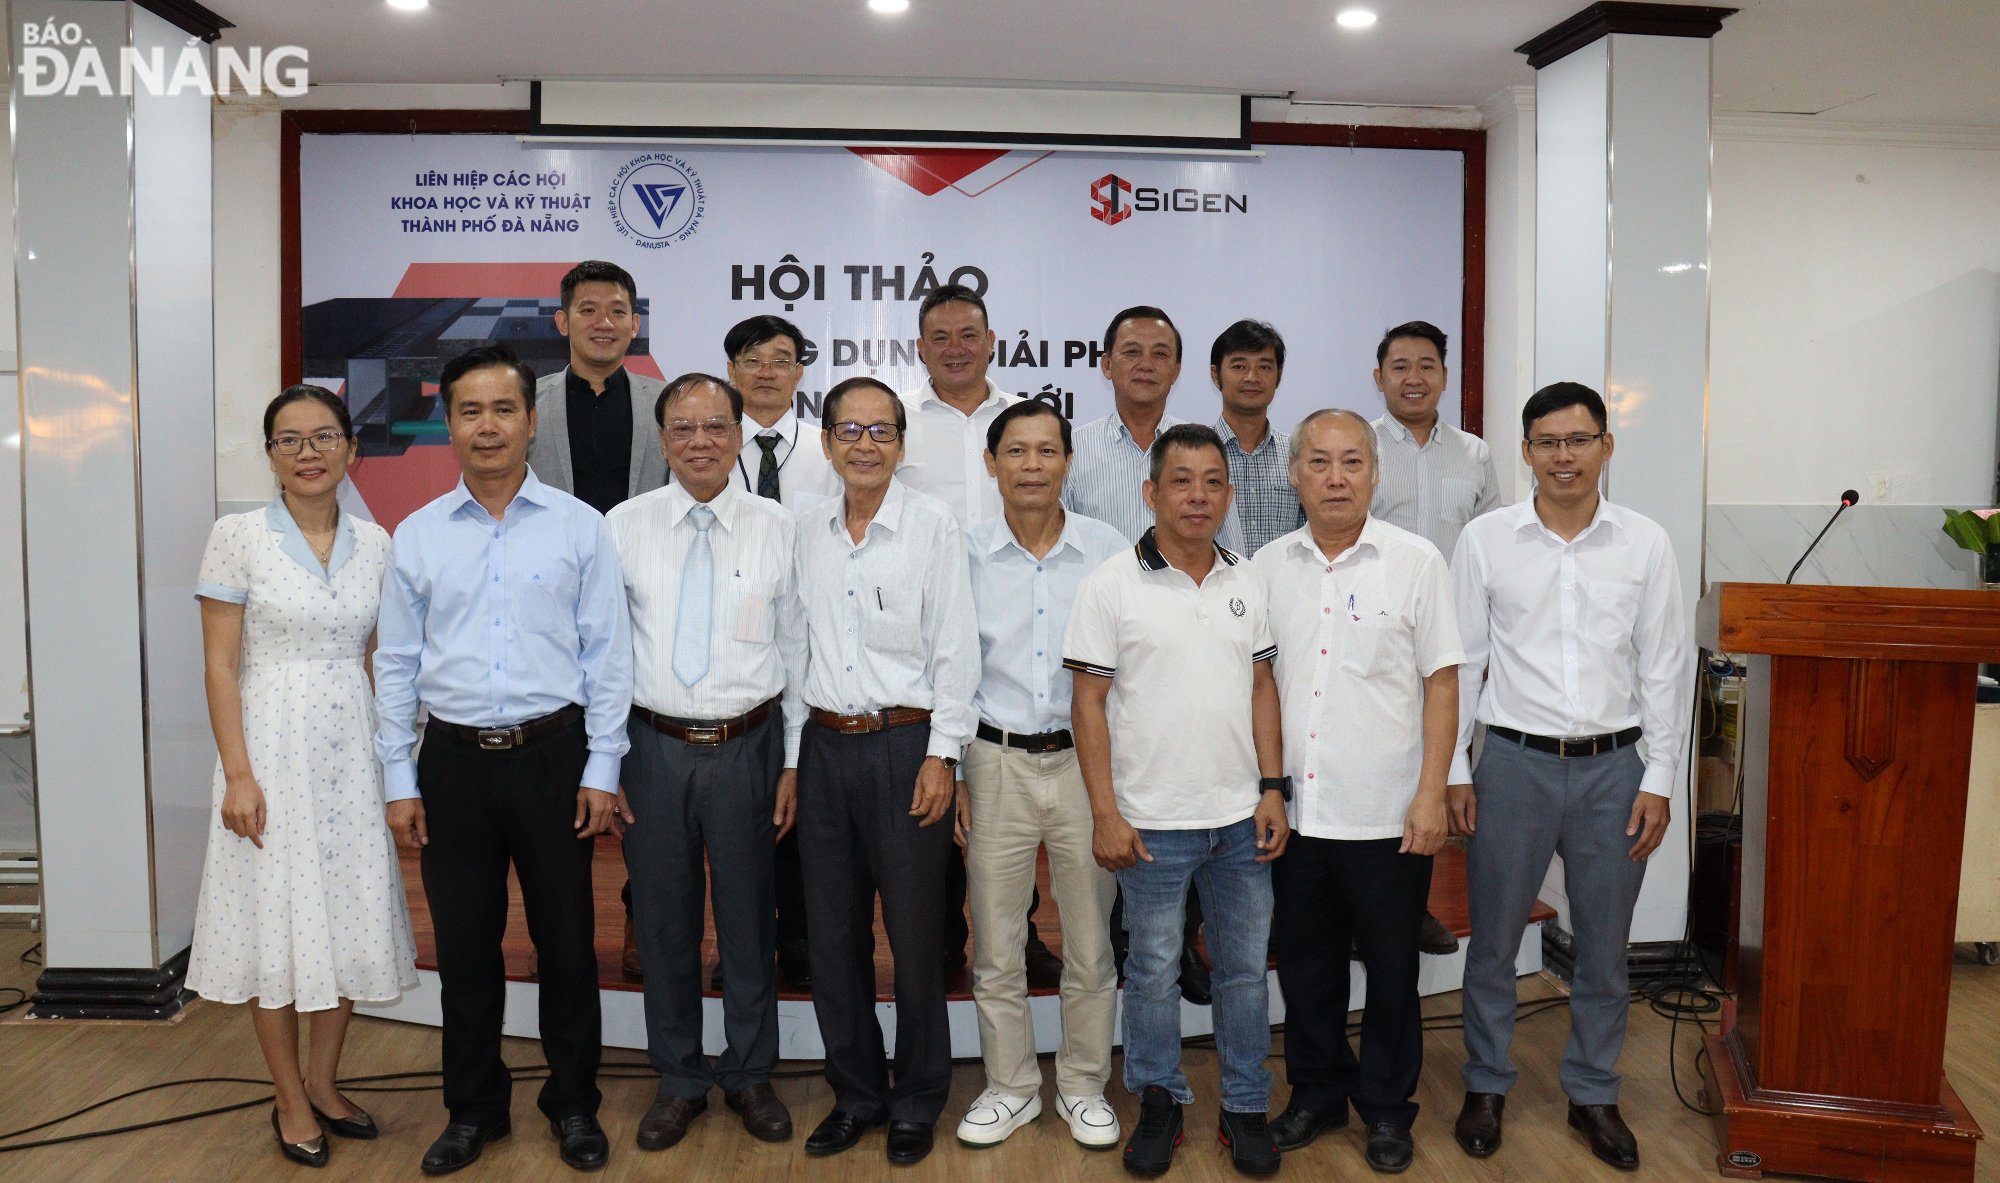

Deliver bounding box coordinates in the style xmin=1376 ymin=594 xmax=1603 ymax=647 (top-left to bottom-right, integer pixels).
xmin=1336 ymin=8 xmax=1378 ymax=28
xmin=386 ymin=0 xmax=429 ymax=11
xmin=868 ymin=0 xmax=911 ymax=13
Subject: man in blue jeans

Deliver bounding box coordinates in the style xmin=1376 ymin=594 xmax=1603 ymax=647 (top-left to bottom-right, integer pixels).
xmin=1065 ymin=422 xmax=1291 ymax=1178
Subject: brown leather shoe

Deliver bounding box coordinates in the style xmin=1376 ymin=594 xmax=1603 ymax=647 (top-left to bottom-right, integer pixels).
xmin=635 ymin=1095 xmax=706 ymax=1151
xmin=1453 ymin=1092 xmax=1504 ymax=1157
xmin=725 ymin=1082 xmax=793 ymax=1143
xmin=621 ymin=915 xmax=643 ymax=979
xmin=1567 ymin=1102 xmax=1638 ymax=1170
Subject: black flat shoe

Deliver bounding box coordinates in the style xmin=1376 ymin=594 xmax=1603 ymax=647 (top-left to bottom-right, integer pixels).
xmin=1364 ymin=1121 xmax=1415 ymax=1174
xmin=1567 ymin=1102 xmax=1639 ymax=1170
xmin=805 ymin=1109 xmax=885 ymax=1156
xmin=420 ymin=1118 xmax=511 ymax=1176
xmin=1269 ymin=1099 xmax=1348 ymax=1152
xmin=310 ymin=1100 xmax=379 ymax=1140
xmin=271 ymin=1107 xmax=329 ymax=1168
xmin=886 ymin=1119 xmax=935 ymax=1165
xmin=550 ymin=1114 xmax=610 ymax=1172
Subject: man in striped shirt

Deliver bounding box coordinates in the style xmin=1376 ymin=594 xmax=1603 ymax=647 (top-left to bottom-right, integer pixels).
xmin=1210 ymin=319 xmax=1304 ymax=556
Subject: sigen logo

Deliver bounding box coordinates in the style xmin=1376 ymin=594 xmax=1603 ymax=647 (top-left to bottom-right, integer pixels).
xmin=1090 ymin=174 xmax=1134 ymax=225
xmin=1087 ymin=173 xmax=1249 ymax=225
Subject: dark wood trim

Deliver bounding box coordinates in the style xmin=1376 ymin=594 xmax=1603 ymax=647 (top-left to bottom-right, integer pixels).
xmin=279 ymin=109 xmax=534 ymax=385
xmin=135 ymin=0 xmax=231 ymax=42
xmin=1517 ymin=2 xmax=1737 ymax=69
xmin=1250 ymin=122 xmax=1486 ymax=437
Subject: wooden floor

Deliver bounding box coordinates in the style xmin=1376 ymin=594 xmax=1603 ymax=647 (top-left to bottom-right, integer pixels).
xmin=3 ymin=916 xmax=1996 ymax=1182
xmin=399 ymin=838 xmax=1548 ymax=998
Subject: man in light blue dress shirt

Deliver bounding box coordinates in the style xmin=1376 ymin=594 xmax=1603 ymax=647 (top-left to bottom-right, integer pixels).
xmin=375 ymin=345 xmax=633 ymax=1177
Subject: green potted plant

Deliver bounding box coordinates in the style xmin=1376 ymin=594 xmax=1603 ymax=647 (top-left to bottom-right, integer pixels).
xmin=1940 ymin=508 xmax=2000 ymax=586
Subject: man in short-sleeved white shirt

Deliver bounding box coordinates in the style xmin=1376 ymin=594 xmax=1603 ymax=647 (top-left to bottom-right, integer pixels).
xmin=1254 ymin=409 xmax=1463 ymax=1174
xmin=1063 ymin=422 xmax=1288 ymax=1177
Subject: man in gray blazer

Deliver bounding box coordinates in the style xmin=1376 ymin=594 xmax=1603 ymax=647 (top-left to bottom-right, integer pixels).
xmin=528 ymin=259 xmax=669 ymax=510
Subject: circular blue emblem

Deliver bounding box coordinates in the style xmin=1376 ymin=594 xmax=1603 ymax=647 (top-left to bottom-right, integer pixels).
xmin=609 ymin=153 xmax=704 ymax=248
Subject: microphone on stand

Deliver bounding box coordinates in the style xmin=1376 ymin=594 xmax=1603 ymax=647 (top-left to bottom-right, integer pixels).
xmin=1784 ymin=489 xmax=1861 ymax=584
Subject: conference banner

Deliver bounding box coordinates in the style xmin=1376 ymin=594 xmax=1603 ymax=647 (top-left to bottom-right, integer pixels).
xmin=299 ymin=134 xmax=1465 ymax=528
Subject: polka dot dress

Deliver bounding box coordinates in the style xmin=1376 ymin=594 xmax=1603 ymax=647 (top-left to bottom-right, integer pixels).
xmin=184 ymin=507 xmax=420 ymax=1011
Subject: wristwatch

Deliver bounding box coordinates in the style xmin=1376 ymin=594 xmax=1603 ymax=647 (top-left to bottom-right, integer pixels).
xmin=940 ymin=755 xmax=960 ymax=769
xmin=1261 ymin=775 xmax=1293 ymax=802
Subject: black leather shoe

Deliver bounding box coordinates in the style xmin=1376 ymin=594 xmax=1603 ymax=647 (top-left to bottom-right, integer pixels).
xmin=805 ymin=1109 xmax=885 ymax=1156
xmin=1178 ymin=945 xmax=1213 ymax=1006
xmin=1418 ymin=910 xmax=1461 ymax=955
xmin=1453 ymin=1092 xmax=1503 ymax=1158
xmin=1567 ymin=1102 xmax=1639 ymax=1170
xmin=778 ymin=937 xmax=812 ymax=989
xmin=310 ymin=1100 xmax=379 ymax=1140
xmin=272 ymin=1108 xmax=329 ymax=1168
xmin=550 ymin=1115 xmax=609 ymax=1172
xmin=1269 ymin=1098 xmax=1348 ymax=1152
xmin=1216 ymin=1109 xmax=1280 ymax=1177
xmin=1364 ymin=1121 xmax=1414 ymax=1173
xmin=420 ymin=1119 xmax=510 ymax=1176
xmin=1123 ymin=1085 xmax=1184 ymax=1177
xmin=1025 ymin=937 xmax=1065 ymax=990
xmin=886 ymin=1119 xmax=935 ymax=1165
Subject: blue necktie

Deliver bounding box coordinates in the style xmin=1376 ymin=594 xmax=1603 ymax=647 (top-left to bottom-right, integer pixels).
xmin=672 ymin=504 xmax=715 ymax=687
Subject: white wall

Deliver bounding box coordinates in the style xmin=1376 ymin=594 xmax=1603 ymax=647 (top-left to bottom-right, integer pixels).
xmin=1710 ymin=118 xmax=2000 ymax=508
xmin=213 ymin=100 xmax=284 ymax=508
xmin=1480 ymin=86 xmax=1535 ymax=501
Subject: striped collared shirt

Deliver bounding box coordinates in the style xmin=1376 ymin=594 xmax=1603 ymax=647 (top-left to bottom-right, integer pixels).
xmin=1216 ymin=417 xmax=1302 ymax=557
xmin=1063 ymin=411 xmax=1248 ymax=553
xmin=1370 ymin=414 xmax=1502 ymax=561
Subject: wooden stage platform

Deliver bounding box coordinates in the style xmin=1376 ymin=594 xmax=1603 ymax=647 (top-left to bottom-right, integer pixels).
xmin=400 ymin=837 xmax=1554 ymax=1000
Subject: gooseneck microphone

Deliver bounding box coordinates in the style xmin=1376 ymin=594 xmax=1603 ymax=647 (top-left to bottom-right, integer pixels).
xmin=1784 ymin=489 xmax=1861 ymax=584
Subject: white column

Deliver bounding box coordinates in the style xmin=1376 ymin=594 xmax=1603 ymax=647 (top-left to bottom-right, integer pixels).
xmin=1524 ymin=7 xmax=1729 ymax=944
xmin=13 ymin=0 xmax=220 ymax=1016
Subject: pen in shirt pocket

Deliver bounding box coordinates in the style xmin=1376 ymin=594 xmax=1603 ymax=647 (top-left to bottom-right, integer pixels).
xmin=876 ymin=587 xmax=884 ymax=610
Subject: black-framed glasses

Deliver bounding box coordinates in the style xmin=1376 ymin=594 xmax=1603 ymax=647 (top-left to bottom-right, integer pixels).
xmin=828 ymin=421 xmax=902 ymax=444
xmin=267 ymin=430 xmax=348 ymax=456
xmin=1525 ymin=432 xmax=1605 ymax=456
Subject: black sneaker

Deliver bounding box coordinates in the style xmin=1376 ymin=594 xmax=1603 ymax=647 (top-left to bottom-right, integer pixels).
xmin=1217 ymin=1109 xmax=1280 ymax=1177
xmin=1122 ymin=1086 xmax=1184 ymax=1177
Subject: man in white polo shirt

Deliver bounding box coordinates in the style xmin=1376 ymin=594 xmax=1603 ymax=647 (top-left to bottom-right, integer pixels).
xmin=1254 ymin=409 xmax=1463 ymax=1175
xmin=1065 ymin=423 xmax=1289 ymax=1178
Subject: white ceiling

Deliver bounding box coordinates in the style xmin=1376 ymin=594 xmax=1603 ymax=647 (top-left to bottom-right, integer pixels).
xmin=207 ymin=0 xmax=2000 ymax=127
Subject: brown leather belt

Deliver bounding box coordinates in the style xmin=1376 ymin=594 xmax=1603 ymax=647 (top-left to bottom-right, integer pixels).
xmin=433 ymin=703 xmax=583 ymax=751
xmin=809 ymin=706 xmax=932 ymax=734
xmin=1488 ymin=724 xmax=1642 ymax=759
xmin=976 ymin=721 xmax=1074 ymax=754
xmin=631 ymin=698 xmax=776 ymax=746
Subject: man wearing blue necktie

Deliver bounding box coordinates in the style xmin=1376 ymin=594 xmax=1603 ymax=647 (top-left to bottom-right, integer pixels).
xmin=605 ymin=373 xmax=808 ymax=1153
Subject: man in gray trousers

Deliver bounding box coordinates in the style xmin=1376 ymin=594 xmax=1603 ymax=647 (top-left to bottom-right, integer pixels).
xmin=605 ymin=372 xmax=806 ymax=1151
xmin=1445 ymin=382 xmax=1691 ymax=1172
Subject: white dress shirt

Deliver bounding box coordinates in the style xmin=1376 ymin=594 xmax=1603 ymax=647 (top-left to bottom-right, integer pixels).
xmin=896 ymin=377 xmax=1021 ymax=528
xmin=1255 ymin=518 xmax=1465 ymax=839
xmin=1371 ymin=415 xmax=1502 ymax=561
xmin=729 ymin=410 xmax=841 ymax=515
xmin=965 ymin=509 xmax=1129 ymax=735
xmin=605 ymin=482 xmax=808 ymax=765
xmin=796 ymin=478 xmax=980 ymax=761
xmin=1065 ymin=411 xmax=1249 ymax=554
xmin=1449 ymin=498 xmax=1693 ymax=797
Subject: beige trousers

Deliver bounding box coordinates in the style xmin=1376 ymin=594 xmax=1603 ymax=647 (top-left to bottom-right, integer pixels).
xmin=963 ymin=737 xmax=1119 ymax=1097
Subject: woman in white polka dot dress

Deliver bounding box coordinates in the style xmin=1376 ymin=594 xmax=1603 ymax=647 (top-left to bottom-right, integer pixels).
xmin=188 ymin=386 xmax=419 ymax=1166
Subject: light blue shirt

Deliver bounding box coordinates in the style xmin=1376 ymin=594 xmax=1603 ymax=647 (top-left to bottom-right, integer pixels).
xmin=374 ymin=470 xmax=633 ymax=802
xmin=965 ymin=509 xmax=1129 ymax=735
xmin=1063 ymin=411 xmax=1248 ymax=554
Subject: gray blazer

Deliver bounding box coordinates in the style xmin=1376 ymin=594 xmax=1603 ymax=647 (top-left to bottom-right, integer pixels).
xmin=528 ymin=365 xmax=669 ymax=501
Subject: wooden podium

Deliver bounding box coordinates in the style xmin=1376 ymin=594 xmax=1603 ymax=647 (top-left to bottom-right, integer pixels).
xmin=1696 ymin=584 xmax=1989 ymax=1181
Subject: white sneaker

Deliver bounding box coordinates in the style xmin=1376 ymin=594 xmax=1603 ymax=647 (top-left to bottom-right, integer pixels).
xmin=956 ymin=1088 xmax=1042 ymax=1147
xmin=1057 ymin=1092 xmax=1121 ymax=1149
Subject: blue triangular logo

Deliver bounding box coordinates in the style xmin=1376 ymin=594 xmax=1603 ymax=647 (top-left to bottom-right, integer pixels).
xmin=634 ymin=183 xmax=686 ymax=229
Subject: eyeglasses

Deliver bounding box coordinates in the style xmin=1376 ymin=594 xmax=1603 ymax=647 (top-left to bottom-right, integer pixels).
xmin=734 ymin=354 xmax=798 ymax=372
xmin=1525 ymin=433 xmax=1605 ymax=456
xmin=828 ymin=421 xmax=901 ymax=444
xmin=665 ymin=419 xmax=736 ymax=443
xmin=267 ymin=431 xmax=348 ymax=456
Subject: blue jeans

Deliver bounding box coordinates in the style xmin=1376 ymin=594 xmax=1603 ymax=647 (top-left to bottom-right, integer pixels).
xmin=1116 ymin=817 xmax=1275 ymax=1112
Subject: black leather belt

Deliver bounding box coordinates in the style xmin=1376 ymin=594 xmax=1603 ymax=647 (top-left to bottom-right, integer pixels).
xmin=975 ymin=721 xmax=1074 ymax=754
xmin=1489 ymin=724 xmax=1642 ymax=759
xmin=631 ymin=698 xmax=775 ymax=746
xmin=433 ymin=703 xmax=584 ymax=751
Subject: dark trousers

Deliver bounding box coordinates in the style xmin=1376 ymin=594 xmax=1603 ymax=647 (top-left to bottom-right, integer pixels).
xmin=798 ymin=720 xmax=955 ymax=1124
xmin=1273 ymin=834 xmax=1433 ymax=1129
xmin=774 ymin=827 xmax=808 ymax=947
xmin=622 ymin=714 xmax=782 ymax=1097
xmin=418 ymin=718 xmax=600 ymax=1126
